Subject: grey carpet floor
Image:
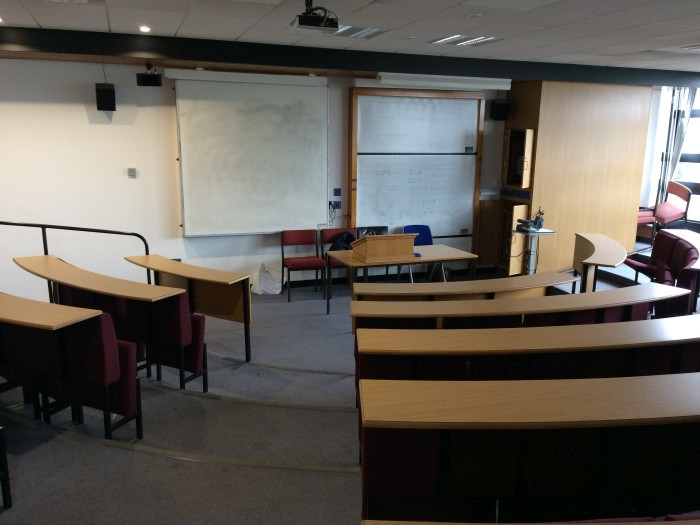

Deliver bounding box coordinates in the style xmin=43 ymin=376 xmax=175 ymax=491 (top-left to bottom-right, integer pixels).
xmin=0 ymin=285 xmax=361 ymax=524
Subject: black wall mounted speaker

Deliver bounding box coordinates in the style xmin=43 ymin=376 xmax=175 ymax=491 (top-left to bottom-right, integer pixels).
xmin=490 ymin=99 xmax=510 ymax=121
xmin=95 ymin=83 xmax=116 ymax=111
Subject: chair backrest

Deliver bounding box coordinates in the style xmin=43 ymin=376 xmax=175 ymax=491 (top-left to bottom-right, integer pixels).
xmin=667 ymin=180 xmax=692 ymax=204
xmin=321 ymin=228 xmax=355 ymax=254
xmin=650 ymin=230 xmax=679 ymax=266
xmin=653 ymin=235 xmax=698 ymax=318
xmin=669 ymin=238 xmax=699 ymax=277
xmin=281 ymin=229 xmax=319 ymax=256
xmin=403 ymin=224 xmax=433 ymax=246
xmin=65 ymin=313 xmax=121 ymax=386
xmin=281 ymin=229 xmax=318 ymax=247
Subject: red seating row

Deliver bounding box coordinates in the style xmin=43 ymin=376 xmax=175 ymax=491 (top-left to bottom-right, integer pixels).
xmin=625 ymin=229 xmax=699 ymax=317
xmin=0 ymin=313 xmax=142 ymax=440
xmin=54 ymin=283 xmax=207 ymax=392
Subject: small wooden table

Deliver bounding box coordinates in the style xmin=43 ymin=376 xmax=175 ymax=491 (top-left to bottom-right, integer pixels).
xmin=353 ymin=271 xmax=578 ymax=301
xmin=573 ymin=233 xmax=627 ymax=292
xmin=325 ymin=245 xmax=478 ymax=313
xmin=126 ymin=254 xmax=252 ymax=362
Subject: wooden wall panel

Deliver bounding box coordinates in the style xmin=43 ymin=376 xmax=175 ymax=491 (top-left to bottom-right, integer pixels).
xmin=530 ymin=81 xmax=652 ymax=272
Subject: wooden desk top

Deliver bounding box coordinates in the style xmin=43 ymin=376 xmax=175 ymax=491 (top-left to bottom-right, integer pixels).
xmin=574 ymin=233 xmax=628 ymax=269
xmin=0 ymin=291 xmax=101 ymax=330
xmin=353 ymin=271 xmax=578 ymax=299
xmin=359 ymin=372 xmax=700 ymax=430
xmin=14 ymin=255 xmax=184 ymax=302
xmin=361 ymin=522 xmax=671 ymax=525
xmin=125 ymin=254 xmax=250 ymax=285
xmin=328 ymin=244 xmax=477 ymax=269
xmin=351 ymin=282 xmax=687 ymax=319
xmin=356 ymin=314 xmax=700 ymax=356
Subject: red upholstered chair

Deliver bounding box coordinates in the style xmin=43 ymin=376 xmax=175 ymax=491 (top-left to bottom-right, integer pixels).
xmin=148 ymin=293 xmax=208 ymax=392
xmin=638 ymin=180 xmax=692 ymax=241
xmin=54 ymin=282 xmax=150 ymax=376
xmin=656 ymin=180 xmax=692 ymax=227
xmin=653 ymin=236 xmax=699 ymax=318
xmin=624 ymin=229 xmax=679 ymax=283
xmin=0 ymin=314 xmax=142 ymax=440
xmin=281 ymin=229 xmax=326 ymax=302
xmin=63 ymin=313 xmax=142 ymax=439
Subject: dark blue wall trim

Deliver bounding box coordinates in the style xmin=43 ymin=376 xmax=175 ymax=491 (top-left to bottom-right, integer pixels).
xmin=2 ymin=27 xmax=700 ymax=87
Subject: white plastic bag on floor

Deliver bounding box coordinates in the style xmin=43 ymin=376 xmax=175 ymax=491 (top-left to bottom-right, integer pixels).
xmin=251 ymin=262 xmax=282 ymax=295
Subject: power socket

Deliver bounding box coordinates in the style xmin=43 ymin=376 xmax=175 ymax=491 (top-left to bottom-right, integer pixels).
xmin=331 ymin=201 xmax=341 ymax=210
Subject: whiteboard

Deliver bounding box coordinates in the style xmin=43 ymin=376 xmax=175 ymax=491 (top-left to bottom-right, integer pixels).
xmin=354 ymin=92 xmax=481 ymax=236
xmin=358 ymin=96 xmax=479 ymax=153
xmin=176 ymin=78 xmax=328 ymax=236
xmin=356 ymin=155 xmax=475 ymax=236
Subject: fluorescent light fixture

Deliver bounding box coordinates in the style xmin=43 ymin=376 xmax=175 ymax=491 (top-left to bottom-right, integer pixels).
xmin=379 ymin=72 xmax=511 ymax=91
xmin=335 ymin=25 xmax=385 ymax=39
xmin=432 ymin=34 xmax=466 ymax=45
xmin=430 ymin=34 xmax=499 ymax=47
xmin=457 ymin=36 xmax=496 ymax=46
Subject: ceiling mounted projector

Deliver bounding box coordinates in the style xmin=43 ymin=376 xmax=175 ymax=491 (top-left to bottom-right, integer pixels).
xmin=290 ymin=0 xmax=338 ymax=36
xmin=136 ymin=64 xmax=162 ymax=86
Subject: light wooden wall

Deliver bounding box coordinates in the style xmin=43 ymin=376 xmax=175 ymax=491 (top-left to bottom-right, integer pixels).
xmin=526 ymin=81 xmax=652 ymax=272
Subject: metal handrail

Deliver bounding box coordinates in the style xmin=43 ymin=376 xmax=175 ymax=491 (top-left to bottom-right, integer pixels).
xmin=0 ymin=220 xmax=152 ymax=300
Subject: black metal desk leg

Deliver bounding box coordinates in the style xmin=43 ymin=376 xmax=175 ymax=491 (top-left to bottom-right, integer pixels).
xmin=0 ymin=427 xmax=12 ymax=509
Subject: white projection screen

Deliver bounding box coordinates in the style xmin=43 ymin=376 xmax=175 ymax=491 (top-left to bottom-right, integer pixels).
xmin=175 ymin=75 xmax=329 ymax=236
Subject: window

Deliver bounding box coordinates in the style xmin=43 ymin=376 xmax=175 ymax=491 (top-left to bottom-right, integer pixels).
xmin=673 ymin=99 xmax=700 ymax=220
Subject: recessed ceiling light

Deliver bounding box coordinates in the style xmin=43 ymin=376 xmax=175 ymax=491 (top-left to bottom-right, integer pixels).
xmin=139 ymin=25 xmax=151 ymax=33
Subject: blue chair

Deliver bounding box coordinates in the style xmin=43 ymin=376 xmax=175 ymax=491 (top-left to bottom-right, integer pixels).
xmin=403 ymin=224 xmax=433 ymax=246
xmin=401 ymin=225 xmax=443 ymax=282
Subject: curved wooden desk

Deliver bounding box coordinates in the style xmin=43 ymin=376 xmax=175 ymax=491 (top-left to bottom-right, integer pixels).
xmin=360 ymin=374 xmax=700 ymax=522
xmin=360 ymin=374 xmax=700 ymax=429
xmin=12 ymin=255 xmax=204 ymax=391
xmin=573 ymin=233 xmax=627 ymax=292
xmin=356 ymin=315 xmax=700 ymax=381
xmin=353 ymin=271 xmax=578 ymax=301
xmin=351 ymin=282 xmax=688 ymax=331
xmin=126 ymin=254 xmax=252 ymax=362
xmin=0 ymin=291 xmax=101 ymax=330
xmin=14 ymin=255 xmax=184 ymax=302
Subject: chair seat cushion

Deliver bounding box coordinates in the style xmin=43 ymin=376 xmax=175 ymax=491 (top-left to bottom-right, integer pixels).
xmin=654 ymin=201 xmax=685 ymax=224
xmin=283 ymin=256 xmax=325 ymax=269
xmin=637 ymin=209 xmax=655 ymax=224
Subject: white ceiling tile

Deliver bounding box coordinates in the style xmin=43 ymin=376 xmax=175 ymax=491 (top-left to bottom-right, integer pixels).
xmin=1 ymin=0 xmax=700 ymax=72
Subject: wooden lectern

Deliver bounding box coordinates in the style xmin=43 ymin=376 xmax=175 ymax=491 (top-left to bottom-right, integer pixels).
xmin=351 ymin=233 xmax=418 ymax=263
